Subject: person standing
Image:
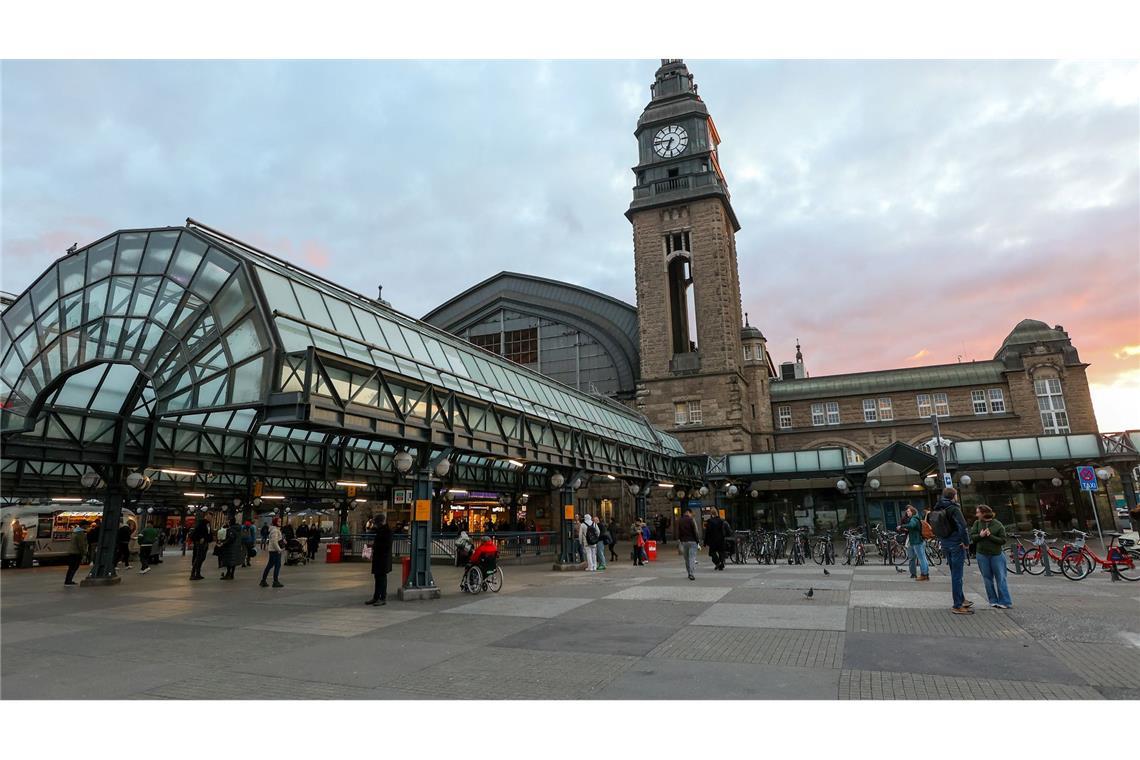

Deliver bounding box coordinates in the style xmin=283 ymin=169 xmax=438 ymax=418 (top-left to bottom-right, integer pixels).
xmin=633 ymin=523 xmax=646 ymax=565
xmin=138 ymin=523 xmax=158 ymax=575
xmin=64 ymin=522 xmax=87 ymax=586
xmin=260 ymin=517 xmax=285 ymax=588
xmin=189 ymin=518 xmax=211 ymax=581
xmin=678 ymin=508 xmax=699 ymax=581
xmin=579 ymin=515 xmax=598 ymax=572
xmin=115 ymin=522 xmax=133 ymax=570
xmin=932 ymin=487 xmax=973 ymax=614
xmin=85 ymin=519 xmax=101 ymax=564
xmin=970 ymin=505 xmax=1012 ymax=609
xmin=899 ymin=506 xmax=929 ymax=581
xmin=306 ymin=525 xmax=320 ymax=560
xmin=218 ymin=517 xmax=241 ymax=580
xmin=365 ymin=514 xmax=393 ymax=606
xmin=259 ymin=522 xmax=269 ymax=550
xmin=594 ymin=517 xmax=608 ymax=570
xmin=241 ymin=520 xmax=257 ymax=567
xmin=705 ymin=511 xmax=728 ymax=571
xmin=603 ymin=519 xmax=617 ymax=563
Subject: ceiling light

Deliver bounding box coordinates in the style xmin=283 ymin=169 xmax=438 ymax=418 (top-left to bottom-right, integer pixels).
xmin=505 ymin=459 xmax=524 ymax=468
xmin=354 ymin=498 xmax=367 ymax=503
xmin=159 ymin=468 xmax=197 ymax=477
xmin=184 ymin=492 xmax=207 ymax=498
xmin=657 ymin=482 xmax=674 ymax=488
xmin=605 ymin=475 xmax=616 ymax=480
xmin=261 ymin=495 xmax=285 ymax=500
xmin=52 ymin=497 xmax=83 ymax=502
xmin=447 ymin=489 xmax=468 ymax=495
xmin=336 ymin=481 xmax=368 ymax=488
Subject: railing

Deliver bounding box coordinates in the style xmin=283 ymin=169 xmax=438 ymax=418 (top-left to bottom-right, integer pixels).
xmin=653 ymin=176 xmax=691 ymax=194
xmin=339 ymin=531 xmax=558 ymax=562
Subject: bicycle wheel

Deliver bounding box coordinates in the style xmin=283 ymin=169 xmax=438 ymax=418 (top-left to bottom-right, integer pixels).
xmin=1060 ymin=553 xmax=1090 ymax=581
xmin=464 ymin=565 xmax=483 ymax=594
xmin=890 ymin=543 xmax=907 ymax=566
xmin=1021 ymin=548 xmax=1046 ymax=575
xmin=813 ymin=542 xmax=826 ymax=565
xmin=1108 ymin=548 xmax=1140 ymax=581
xmin=854 ymin=545 xmax=865 ymax=566
xmin=486 ymin=566 xmax=503 ymax=592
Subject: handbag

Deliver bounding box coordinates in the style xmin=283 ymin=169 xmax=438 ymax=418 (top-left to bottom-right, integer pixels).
xmin=362 ymin=545 xmax=373 ymax=561
xmin=247 ymin=547 xmax=257 ymax=558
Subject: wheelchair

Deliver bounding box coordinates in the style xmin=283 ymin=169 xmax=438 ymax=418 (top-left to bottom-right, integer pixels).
xmin=460 ymin=554 xmax=503 ymax=594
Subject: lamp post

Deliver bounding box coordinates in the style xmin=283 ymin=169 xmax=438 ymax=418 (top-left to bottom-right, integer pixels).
xmin=1092 ymin=468 xmax=1109 ymax=548
xmin=552 ymin=471 xmax=578 ymax=569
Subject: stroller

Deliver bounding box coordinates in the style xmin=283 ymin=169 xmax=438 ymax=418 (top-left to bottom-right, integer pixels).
xmin=284 ymin=538 xmax=308 ymax=566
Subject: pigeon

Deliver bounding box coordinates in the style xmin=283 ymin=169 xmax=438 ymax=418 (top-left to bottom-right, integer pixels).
xmin=803 ymin=587 xmax=814 ymax=599
xmin=823 ymin=567 xmax=830 ymax=576
xmin=894 ymin=565 xmax=905 ymax=574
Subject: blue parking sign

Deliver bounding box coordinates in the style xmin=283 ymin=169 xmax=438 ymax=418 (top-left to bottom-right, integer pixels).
xmin=1076 ymin=465 xmax=1097 ymax=491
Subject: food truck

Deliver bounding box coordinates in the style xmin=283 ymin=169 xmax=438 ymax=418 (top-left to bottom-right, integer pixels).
xmin=1 ymin=504 xmax=139 ymax=564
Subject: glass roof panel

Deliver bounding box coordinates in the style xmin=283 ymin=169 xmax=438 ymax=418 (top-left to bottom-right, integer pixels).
xmin=140 ymin=231 xmax=179 ymax=275
xmin=86 ymin=237 xmax=116 ymax=282
xmin=321 ymin=294 xmax=360 ymax=339
xmin=292 ymin=282 xmax=335 ymax=329
xmin=190 ymin=248 xmax=238 ymax=301
xmin=168 ymin=234 xmax=207 ymax=289
xmin=58 ymin=252 xmax=87 ymax=295
xmin=114 ymin=233 xmax=146 ymax=275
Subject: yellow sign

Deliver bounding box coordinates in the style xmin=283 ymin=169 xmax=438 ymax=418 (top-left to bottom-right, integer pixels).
xmin=346 ymin=485 xmax=357 ymax=498
xmin=719 ymin=509 xmax=726 ymax=518
xmin=252 ymin=480 xmax=263 ymax=498
xmin=414 ymin=499 xmax=432 ymax=521
xmin=564 ymin=504 xmax=575 ymax=520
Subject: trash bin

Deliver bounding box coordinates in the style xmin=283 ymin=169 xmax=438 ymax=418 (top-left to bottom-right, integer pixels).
xmin=16 ymin=541 xmax=34 ymax=569
xmin=646 ymin=540 xmax=657 ymax=561
xmin=401 ymin=556 xmax=411 ymax=586
xmin=325 ymin=543 xmax=341 ymax=563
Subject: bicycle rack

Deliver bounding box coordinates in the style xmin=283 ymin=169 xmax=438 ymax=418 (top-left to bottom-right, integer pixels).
xmin=1032 ymin=532 xmax=1052 ymax=576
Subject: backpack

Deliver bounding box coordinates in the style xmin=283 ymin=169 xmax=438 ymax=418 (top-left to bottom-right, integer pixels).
xmin=920 ymin=518 xmax=935 ymax=541
xmin=586 ymin=524 xmax=599 ymax=545
xmin=926 ymin=507 xmax=956 ymax=539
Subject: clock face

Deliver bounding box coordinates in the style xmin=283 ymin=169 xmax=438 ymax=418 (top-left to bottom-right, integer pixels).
xmin=653 ymin=124 xmax=689 ymax=158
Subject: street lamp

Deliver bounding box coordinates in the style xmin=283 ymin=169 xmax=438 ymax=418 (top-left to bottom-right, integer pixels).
xmin=627 ymin=482 xmax=640 ymax=496
xmin=394 ymin=450 xmax=414 ymax=475
xmin=726 ymin=485 xmax=738 ymax=498
xmin=434 ymin=458 xmax=452 ymax=478
xmin=1051 ymin=477 xmax=1063 ymax=487
xmin=698 ymin=486 xmax=709 ymax=497
xmin=959 ymin=475 xmax=972 ymax=487
xmin=551 ymin=472 xmax=565 ymax=489
xmin=836 ymin=479 xmax=849 ymax=493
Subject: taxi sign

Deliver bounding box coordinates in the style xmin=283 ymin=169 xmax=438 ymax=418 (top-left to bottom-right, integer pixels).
xmin=1076 ymin=465 xmax=1097 ymax=491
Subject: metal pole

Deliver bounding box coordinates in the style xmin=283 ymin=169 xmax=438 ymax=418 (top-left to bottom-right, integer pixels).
xmin=558 ymin=483 xmax=576 ymax=565
xmin=1088 ymin=488 xmax=1105 ymax=550
xmin=85 ymin=470 xmax=125 ymax=585
xmin=400 ymin=470 xmax=438 ymax=599
xmin=931 ymin=414 xmax=948 ymax=482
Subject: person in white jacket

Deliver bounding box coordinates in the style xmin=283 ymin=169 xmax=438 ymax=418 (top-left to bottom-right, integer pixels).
xmin=259 ymin=517 xmax=285 ymax=588
xmin=578 ymin=514 xmax=597 ymax=572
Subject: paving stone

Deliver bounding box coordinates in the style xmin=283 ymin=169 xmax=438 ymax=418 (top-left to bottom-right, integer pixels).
xmin=648 ymin=626 xmax=844 ymax=669
xmin=838 ymin=669 xmax=1101 ymax=699
xmin=365 ymin=612 xmax=546 ymax=647
xmin=0 ymin=619 xmax=93 ymax=644
xmin=721 ymin=587 xmax=850 ymax=605
xmin=2 ymin=655 xmax=201 ymax=699
xmin=605 ymin=585 xmax=732 ymax=603
xmin=843 ymin=632 xmax=1082 ymax=682
xmin=1007 ymin=606 xmax=1140 ymax=645
xmin=592 ymin=659 xmax=840 ymax=699
xmin=848 ymin=607 xmax=1032 ymax=639
xmin=246 ymin=607 xmax=429 ymax=637
xmin=849 ymin=589 xmax=986 ymax=609
xmin=143 ymin=671 xmax=375 ymax=700
xmin=398 ymin=646 xmax=637 ymax=699
xmin=494 ymin=618 xmax=677 ymax=657
xmin=1037 ymin=640 xmax=1140 ymax=686
xmin=742 ymin=577 xmax=850 ymax=590
xmin=693 ymin=603 xmax=847 ymax=631
xmin=568 ymin=599 xmax=708 ymax=627
xmin=441 ymin=595 xmax=594 ymax=619
xmin=68 ymin=599 xmax=216 ymax=621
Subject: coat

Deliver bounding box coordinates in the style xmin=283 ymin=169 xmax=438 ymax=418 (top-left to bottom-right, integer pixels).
xmin=371 ymin=524 xmax=393 ymax=575
xmin=218 ymin=525 xmax=243 ymax=567
xmin=705 ymin=515 xmax=727 ymax=549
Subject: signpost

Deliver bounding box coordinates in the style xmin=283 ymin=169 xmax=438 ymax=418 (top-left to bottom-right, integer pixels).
xmin=1075 ymin=465 xmax=1105 ymax=547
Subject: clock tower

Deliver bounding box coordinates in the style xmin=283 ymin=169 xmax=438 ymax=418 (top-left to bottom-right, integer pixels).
xmin=627 ymin=59 xmax=770 ymax=455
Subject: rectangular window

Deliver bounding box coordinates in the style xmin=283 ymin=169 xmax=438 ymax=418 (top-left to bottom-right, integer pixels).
xmin=934 ymin=392 xmax=950 ymax=417
xmin=971 ymin=389 xmax=988 ymax=415
xmin=878 ymin=397 xmax=894 ymax=421
xmin=862 ymin=398 xmax=878 ymax=422
xmin=469 ymin=332 xmax=501 ymax=355
xmin=988 ymin=388 xmax=1006 ymax=413
xmin=665 ymin=230 xmax=691 ymax=254
xmin=826 ymin=401 xmax=840 ymax=425
xmin=503 ymin=327 xmax=537 ymax=365
xmin=1035 ymin=378 xmax=1069 ymax=434
xmin=778 ymin=406 xmax=791 ymax=429
xmin=743 ymin=345 xmax=751 ymax=361
xmin=916 ymin=393 xmax=932 ymax=418
xmin=674 ymin=402 xmax=687 ymax=425
xmin=687 ymin=400 xmax=702 ymax=424
xmin=811 ymin=403 xmax=825 ymax=426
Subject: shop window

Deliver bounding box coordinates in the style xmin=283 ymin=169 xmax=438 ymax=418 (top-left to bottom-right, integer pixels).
xmin=862 ymin=398 xmax=877 ymax=422
xmin=972 ymin=389 xmax=988 ymax=415
xmin=778 ymin=406 xmax=791 ymax=429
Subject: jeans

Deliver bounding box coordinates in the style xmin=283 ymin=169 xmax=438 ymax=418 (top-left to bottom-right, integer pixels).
xmin=682 ymin=541 xmax=698 ymax=576
xmin=596 ymin=541 xmax=606 ymax=569
xmin=943 ymin=541 xmax=967 ymax=608
xmin=976 ymin=552 xmax=1012 ymax=606
xmin=907 ymin=543 xmax=929 ymax=577
xmin=261 ymin=551 xmax=282 ymax=583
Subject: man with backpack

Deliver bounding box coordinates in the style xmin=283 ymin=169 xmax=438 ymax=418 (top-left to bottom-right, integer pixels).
xmin=578 ymin=514 xmax=598 ymax=572
xmin=928 ymin=487 xmax=973 ymax=614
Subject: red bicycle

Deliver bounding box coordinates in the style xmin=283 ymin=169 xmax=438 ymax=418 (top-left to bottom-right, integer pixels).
xmin=1019 ymin=529 xmax=1089 ymax=576
xmin=1059 ymin=530 xmax=1139 ymax=581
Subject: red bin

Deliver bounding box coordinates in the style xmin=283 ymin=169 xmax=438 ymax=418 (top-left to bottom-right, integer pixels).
xmin=401 ymin=556 xmax=411 ymax=586
xmin=646 ymin=540 xmax=658 ymax=561
xmin=325 ymin=543 xmax=341 ymax=563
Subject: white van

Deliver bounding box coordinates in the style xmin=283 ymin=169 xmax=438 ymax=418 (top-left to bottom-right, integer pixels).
xmin=1 ymin=505 xmax=139 ymax=564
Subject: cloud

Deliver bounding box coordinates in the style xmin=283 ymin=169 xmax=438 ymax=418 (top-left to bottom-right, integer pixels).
xmin=906 ymin=349 xmax=931 ymax=362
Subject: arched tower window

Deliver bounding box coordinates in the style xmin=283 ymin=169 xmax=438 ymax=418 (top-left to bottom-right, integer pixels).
xmin=665 ymin=230 xmax=696 ymax=355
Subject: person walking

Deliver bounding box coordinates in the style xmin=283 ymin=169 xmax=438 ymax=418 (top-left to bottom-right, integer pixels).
xmin=604 ymin=519 xmax=618 ymax=563
xmin=970 ymin=505 xmax=1012 ymax=609
xmin=218 ymin=517 xmax=242 ymax=580
xmin=579 ymin=515 xmax=598 ymax=571
xmin=64 ymin=522 xmax=87 ymax=586
xmin=678 ymin=508 xmax=699 ymax=580
xmin=115 ymin=522 xmax=133 ymax=570
xmin=138 ymin=523 xmax=158 ymax=575
xmin=365 ymin=514 xmax=393 ymax=606
xmin=931 ymin=487 xmax=973 ymax=614
xmin=632 ymin=522 xmax=647 ymax=565
xmin=260 ymin=517 xmax=285 ymax=588
xmin=899 ymin=505 xmax=929 ymax=581
xmin=241 ymin=520 xmax=257 ymax=567
xmin=705 ymin=510 xmax=728 ymax=571
xmin=189 ymin=518 xmax=211 ymax=581
xmin=85 ymin=519 xmax=101 ymax=564
xmin=594 ymin=517 xmax=608 ymax=570
xmin=259 ymin=522 xmax=269 ymax=550
xmin=306 ymin=525 xmax=320 ymax=560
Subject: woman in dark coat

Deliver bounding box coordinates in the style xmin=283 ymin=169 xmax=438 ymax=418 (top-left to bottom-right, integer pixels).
xmin=218 ymin=517 xmax=243 ymax=580
xmin=306 ymin=526 xmax=320 ymax=560
xmin=365 ymin=514 xmax=393 ymax=606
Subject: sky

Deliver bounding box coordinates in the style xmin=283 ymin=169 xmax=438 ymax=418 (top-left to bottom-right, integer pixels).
xmin=2 ymin=59 xmax=1138 ymax=430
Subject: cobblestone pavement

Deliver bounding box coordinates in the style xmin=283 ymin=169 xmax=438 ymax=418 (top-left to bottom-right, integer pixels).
xmin=2 ymin=549 xmax=1137 ymax=699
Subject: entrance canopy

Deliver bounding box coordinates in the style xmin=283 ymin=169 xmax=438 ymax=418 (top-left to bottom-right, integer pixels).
xmin=1 ymin=221 xmax=698 ymax=503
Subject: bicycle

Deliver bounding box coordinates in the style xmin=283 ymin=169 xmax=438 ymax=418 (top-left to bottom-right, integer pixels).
xmin=924 ymin=538 xmax=944 ymax=566
xmin=843 ymin=528 xmax=866 ymax=566
xmin=786 ymin=529 xmax=807 ymax=565
xmin=1060 ymin=530 xmax=1140 ymax=581
xmin=813 ymin=533 xmax=836 ymax=565
xmin=1020 ymin=529 xmax=1087 ymax=576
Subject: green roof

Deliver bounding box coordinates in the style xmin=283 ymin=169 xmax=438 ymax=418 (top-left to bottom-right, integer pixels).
xmin=769 ymin=360 xmax=1006 ymax=401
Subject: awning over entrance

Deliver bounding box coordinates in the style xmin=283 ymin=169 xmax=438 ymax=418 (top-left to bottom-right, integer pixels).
xmin=862 ymin=441 xmax=936 ymax=475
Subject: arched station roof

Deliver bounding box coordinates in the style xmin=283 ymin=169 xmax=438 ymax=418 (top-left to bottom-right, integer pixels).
xmin=1 ymin=221 xmax=696 ymax=501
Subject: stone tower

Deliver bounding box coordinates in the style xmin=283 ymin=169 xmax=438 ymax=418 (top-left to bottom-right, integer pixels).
xmin=627 ymin=59 xmax=768 ymax=455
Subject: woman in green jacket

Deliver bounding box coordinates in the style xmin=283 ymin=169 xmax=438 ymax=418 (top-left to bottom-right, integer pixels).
xmin=969 ymin=505 xmax=1012 ymax=608
xmin=901 ymin=505 xmax=929 ymax=581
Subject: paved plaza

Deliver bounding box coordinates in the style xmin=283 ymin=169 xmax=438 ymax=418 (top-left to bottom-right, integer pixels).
xmin=2 ymin=548 xmax=1139 ymax=700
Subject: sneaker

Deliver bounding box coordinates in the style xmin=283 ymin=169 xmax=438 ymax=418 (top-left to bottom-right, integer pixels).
xmin=272 ymin=581 xmax=284 ymax=588
xmin=64 ymin=581 xmax=78 ymax=586
xmin=139 ymin=568 xmax=150 ymax=575
xmin=259 ymin=580 xmax=268 ymax=587
xmin=994 ymin=603 xmax=1010 ymax=609
xmin=951 ymin=606 xmax=974 ymax=615
xmin=364 ymin=599 xmax=377 ymax=605
xmin=962 ymin=600 xmax=974 ymax=608
xmin=688 ymin=574 xmax=695 ymax=581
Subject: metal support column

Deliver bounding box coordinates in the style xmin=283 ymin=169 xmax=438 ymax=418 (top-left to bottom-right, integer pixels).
xmin=399 ymin=469 xmax=440 ymax=600
xmin=84 ymin=469 xmax=125 ymax=586
xmin=555 ymin=483 xmax=579 ymax=569
xmin=1121 ymin=469 xmax=1138 ymax=513
xmin=855 ymin=483 xmax=868 ymax=537
xmin=635 ymin=491 xmax=647 ymax=522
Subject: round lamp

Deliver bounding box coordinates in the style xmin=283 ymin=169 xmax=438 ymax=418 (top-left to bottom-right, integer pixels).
xmin=1051 ymin=477 xmax=1063 ymax=487
xmin=749 ymin=490 xmax=758 ymax=499
xmin=394 ymin=450 xmax=414 ymax=474
xmin=868 ymin=478 xmax=881 ymax=490
xmin=125 ymin=472 xmax=145 ymax=490
xmin=1096 ymin=468 xmax=1110 ymax=482
xmin=80 ymin=472 xmax=101 ymax=489
xmin=627 ymin=482 xmax=640 ymax=496
xmin=836 ymin=479 xmax=848 ymax=492
xmin=959 ymin=474 xmax=972 ymax=487
xmin=698 ymin=486 xmax=709 ymax=497
xmin=550 ymin=472 xmax=565 ymax=489
xmin=727 ymin=485 xmax=738 ymax=498
xmin=434 ymin=458 xmax=452 ymax=478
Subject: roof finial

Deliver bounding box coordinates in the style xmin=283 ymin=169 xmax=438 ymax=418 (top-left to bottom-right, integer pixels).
xmin=744 ymin=312 xmax=750 ymax=327
xmin=795 ymin=339 xmax=803 ymax=363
